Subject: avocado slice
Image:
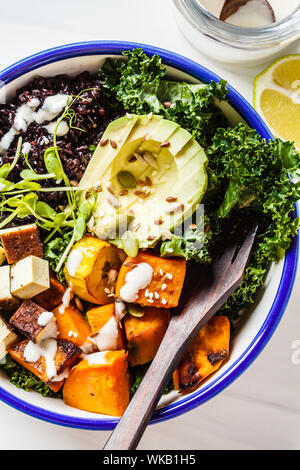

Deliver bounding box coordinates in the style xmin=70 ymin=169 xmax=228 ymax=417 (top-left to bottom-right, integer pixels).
xmin=79 ymin=114 xmax=208 ymax=248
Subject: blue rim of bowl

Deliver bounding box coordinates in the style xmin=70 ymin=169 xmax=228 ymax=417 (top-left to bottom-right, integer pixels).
xmin=0 ymin=41 xmax=298 ymax=430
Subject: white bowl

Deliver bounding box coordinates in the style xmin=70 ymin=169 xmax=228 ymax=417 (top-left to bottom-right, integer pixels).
xmin=0 ymin=41 xmax=298 ymax=430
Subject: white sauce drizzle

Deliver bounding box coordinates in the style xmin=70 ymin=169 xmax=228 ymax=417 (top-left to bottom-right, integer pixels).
xmin=115 ymin=300 xmax=127 ymax=321
xmin=22 ymin=142 xmax=31 ymax=155
xmin=24 ymin=339 xmax=57 ymax=380
xmin=59 ymin=287 xmax=72 ymax=314
xmin=0 ymin=94 xmax=71 ymax=154
xmin=86 ymin=351 xmax=108 ymax=366
xmin=93 ymin=316 xmax=119 ymax=351
xmin=38 ymin=311 xmax=54 ymax=327
xmin=66 ymin=248 xmax=83 ymax=277
xmin=44 ymin=119 xmax=69 ymax=137
xmin=119 ymin=262 xmax=153 ymax=302
xmin=35 ymin=94 xmax=70 ymax=124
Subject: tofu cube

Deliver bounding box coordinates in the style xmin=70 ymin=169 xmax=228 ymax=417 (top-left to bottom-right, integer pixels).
xmin=0 ymin=265 xmax=19 ymax=312
xmin=10 ymin=300 xmax=57 ymax=343
xmin=0 ymin=247 xmax=6 ymax=266
xmin=0 ymin=223 xmax=43 ymax=264
xmin=8 ymin=339 xmax=81 ymax=392
xmin=0 ymin=318 xmax=18 ymax=360
xmin=11 ymin=256 xmax=50 ymax=299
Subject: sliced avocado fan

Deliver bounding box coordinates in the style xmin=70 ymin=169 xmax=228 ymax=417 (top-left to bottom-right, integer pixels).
xmin=79 ymin=114 xmax=208 ymax=249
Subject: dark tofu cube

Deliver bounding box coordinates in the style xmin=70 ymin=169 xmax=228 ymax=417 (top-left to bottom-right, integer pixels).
xmin=8 ymin=339 xmax=81 ymax=392
xmin=32 ymin=271 xmax=66 ymax=311
xmin=0 ymin=223 xmax=43 ymax=264
xmin=10 ymin=300 xmax=57 ymax=343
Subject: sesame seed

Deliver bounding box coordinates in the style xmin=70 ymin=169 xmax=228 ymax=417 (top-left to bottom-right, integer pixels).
xmin=100 ymin=138 xmax=108 ymax=147
xmin=145 ymin=289 xmax=149 ymax=297
xmin=166 ymin=273 xmax=173 ymax=280
xmin=149 ymin=292 xmax=154 ymax=299
xmin=147 ymin=112 xmax=153 ymax=119
xmin=161 ymin=283 xmax=167 ymax=291
xmin=160 ymin=269 xmax=164 ymax=276
xmin=161 ymin=298 xmax=167 ymax=305
xmin=154 ymin=292 xmax=160 ymax=299
xmin=104 ymin=288 xmax=110 ymax=294
xmin=147 ymin=299 xmax=154 ymax=303
xmin=165 ymin=248 xmax=174 ymax=253
xmin=126 ymin=113 xmax=132 ymax=119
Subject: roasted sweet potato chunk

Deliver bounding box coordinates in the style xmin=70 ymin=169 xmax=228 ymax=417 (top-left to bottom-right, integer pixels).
xmin=32 ymin=271 xmax=66 ymax=311
xmin=9 ymin=339 xmax=81 ymax=392
xmin=115 ymin=251 xmax=186 ymax=308
xmin=10 ymin=300 xmax=57 ymax=342
xmin=63 ymin=350 xmax=129 ymax=416
xmin=124 ymin=307 xmax=170 ymax=366
xmin=176 ymin=316 xmax=230 ymax=390
xmin=53 ymin=302 xmax=91 ymax=348
xmin=86 ymin=303 xmax=125 ymax=350
xmin=64 ymin=236 xmax=125 ymax=304
xmin=0 ymin=223 xmax=43 ymax=264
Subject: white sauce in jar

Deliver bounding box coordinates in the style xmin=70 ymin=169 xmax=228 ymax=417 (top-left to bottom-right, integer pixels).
xmin=66 ymin=249 xmax=83 ymax=277
xmin=24 ymin=339 xmax=57 ymax=380
xmin=119 ymin=262 xmax=153 ymax=302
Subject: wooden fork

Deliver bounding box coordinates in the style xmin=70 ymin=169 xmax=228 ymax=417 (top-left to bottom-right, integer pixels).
xmin=104 ymin=223 xmax=258 ymax=450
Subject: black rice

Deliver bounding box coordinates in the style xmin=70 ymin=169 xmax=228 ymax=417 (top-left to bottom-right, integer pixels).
xmin=0 ymin=71 xmax=124 ymax=208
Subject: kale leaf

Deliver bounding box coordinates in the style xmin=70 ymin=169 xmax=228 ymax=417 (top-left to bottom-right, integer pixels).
xmin=0 ymin=355 xmax=62 ymax=398
xmin=99 ymin=48 xmax=228 ymax=148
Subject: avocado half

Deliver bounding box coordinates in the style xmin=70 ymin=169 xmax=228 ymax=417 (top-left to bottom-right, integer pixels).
xmin=79 ymin=114 xmax=208 ymax=248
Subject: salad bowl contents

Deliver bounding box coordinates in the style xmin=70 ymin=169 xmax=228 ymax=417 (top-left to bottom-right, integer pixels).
xmin=0 ymin=45 xmax=299 ymax=426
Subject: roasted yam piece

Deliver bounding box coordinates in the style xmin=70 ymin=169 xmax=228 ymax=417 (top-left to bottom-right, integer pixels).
xmin=64 ymin=236 xmax=125 ymax=304
xmin=10 ymin=300 xmax=57 ymax=343
xmin=86 ymin=304 xmax=125 ymax=350
xmin=124 ymin=307 xmax=170 ymax=366
xmin=32 ymin=271 xmax=66 ymax=311
xmin=0 ymin=224 xmax=43 ymax=264
xmin=0 ymin=265 xmax=19 ymax=312
xmin=63 ymin=350 xmax=129 ymax=416
xmin=53 ymin=302 xmax=91 ymax=348
xmin=176 ymin=316 xmax=230 ymax=390
xmin=115 ymin=251 xmax=186 ymax=308
xmin=9 ymin=339 xmax=81 ymax=392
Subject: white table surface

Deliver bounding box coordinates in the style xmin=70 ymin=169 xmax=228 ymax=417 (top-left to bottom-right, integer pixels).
xmin=0 ymin=0 xmax=299 ymax=450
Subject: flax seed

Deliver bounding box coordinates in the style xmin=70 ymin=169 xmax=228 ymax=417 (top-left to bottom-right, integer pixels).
xmin=145 ymin=176 xmax=152 ymax=186
xmin=147 ymin=235 xmax=156 ymax=241
xmin=100 ymin=138 xmax=108 ymax=147
xmin=154 ymin=218 xmax=164 ymax=225
xmin=166 ymin=196 xmax=177 ymax=203
xmin=110 ymin=139 xmax=117 ymax=149
xmin=134 ymin=190 xmax=146 ymax=197
xmin=189 ymin=224 xmax=197 ymax=230
xmin=120 ymin=190 xmax=128 ymax=196
xmin=70 ymin=180 xmax=78 ymax=187
xmin=74 ymin=297 xmax=83 ymax=312
xmin=160 ymin=141 xmax=170 ymax=148
xmin=128 ymin=155 xmax=137 ymax=163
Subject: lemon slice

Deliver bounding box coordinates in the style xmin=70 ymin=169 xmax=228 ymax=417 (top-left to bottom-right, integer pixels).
xmin=254 ymin=54 xmax=300 ymax=151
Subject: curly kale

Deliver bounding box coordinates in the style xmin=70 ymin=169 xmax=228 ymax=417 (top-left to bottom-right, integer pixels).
xmin=0 ymin=355 xmax=62 ymax=398
xmin=99 ymin=48 xmax=228 ymax=148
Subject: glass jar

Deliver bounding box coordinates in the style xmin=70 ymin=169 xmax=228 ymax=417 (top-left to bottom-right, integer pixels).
xmin=173 ymin=0 xmax=300 ymax=65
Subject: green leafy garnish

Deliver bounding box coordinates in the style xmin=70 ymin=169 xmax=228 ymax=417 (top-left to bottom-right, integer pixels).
xmin=0 ymin=355 xmax=62 ymax=398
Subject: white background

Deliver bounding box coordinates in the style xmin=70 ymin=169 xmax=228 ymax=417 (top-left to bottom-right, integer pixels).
xmin=0 ymin=0 xmax=300 ymax=450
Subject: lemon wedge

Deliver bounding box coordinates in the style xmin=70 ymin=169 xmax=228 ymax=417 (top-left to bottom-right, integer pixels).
xmin=254 ymin=54 xmax=300 ymax=151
